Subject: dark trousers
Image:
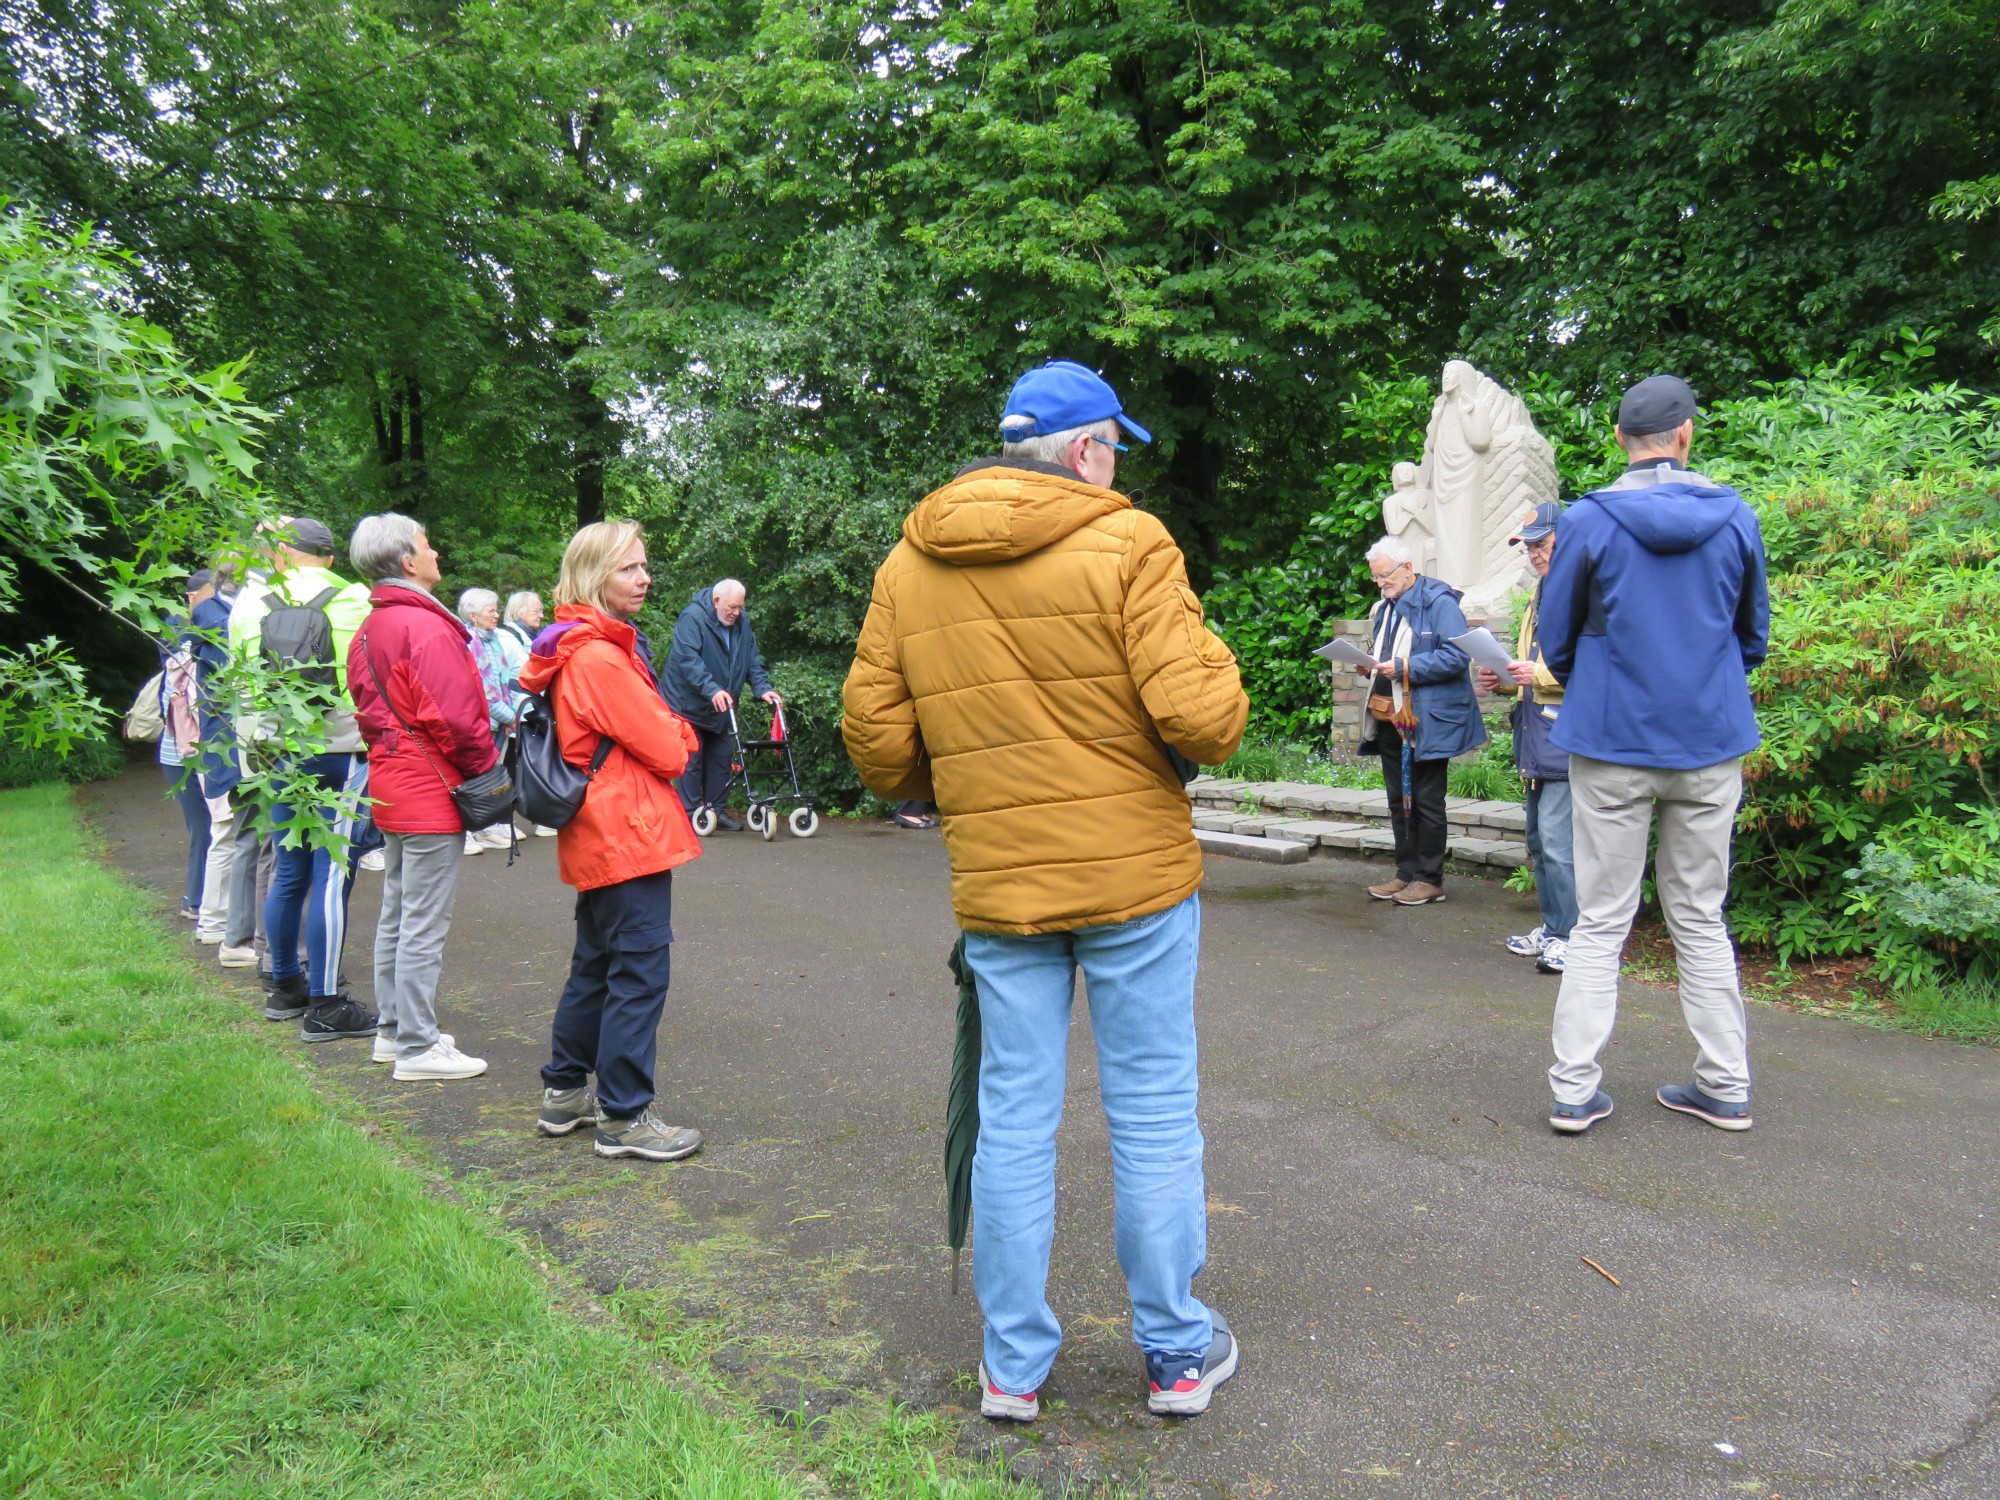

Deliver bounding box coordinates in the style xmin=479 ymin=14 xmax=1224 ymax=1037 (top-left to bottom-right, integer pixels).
xmin=1374 ymin=720 xmax=1451 ymax=885
xmin=163 ymin=763 xmax=211 ymax=909
xmin=543 ymin=869 xmax=674 ymax=1119
xmin=677 ymin=725 xmax=732 ymax=811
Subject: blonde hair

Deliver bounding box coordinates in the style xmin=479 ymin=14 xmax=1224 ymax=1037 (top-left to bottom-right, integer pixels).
xmin=553 ymin=520 xmax=645 ymax=614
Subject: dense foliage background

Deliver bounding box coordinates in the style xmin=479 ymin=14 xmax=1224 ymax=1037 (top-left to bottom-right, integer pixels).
xmin=3 ymin=0 xmax=1997 ymax=990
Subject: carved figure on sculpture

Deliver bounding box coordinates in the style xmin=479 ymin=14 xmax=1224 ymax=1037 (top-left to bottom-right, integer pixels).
xmin=1383 ymin=360 xmax=1560 ymax=622
xmin=1380 ymin=461 xmax=1435 ymax=575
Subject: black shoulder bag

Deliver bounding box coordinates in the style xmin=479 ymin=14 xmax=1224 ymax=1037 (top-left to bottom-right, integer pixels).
xmin=508 ymin=678 xmax=613 ymax=829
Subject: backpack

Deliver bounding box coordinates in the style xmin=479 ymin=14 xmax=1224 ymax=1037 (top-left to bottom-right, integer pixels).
xmin=259 ymin=584 xmax=343 ymax=687
xmin=123 ymin=670 xmax=165 ymax=742
xmin=508 ymin=685 xmax=612 ymax=829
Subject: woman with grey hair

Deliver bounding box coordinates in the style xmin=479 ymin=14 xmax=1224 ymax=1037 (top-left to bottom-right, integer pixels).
xmin=501 ymin=590 xmax=544 ymax=652
xmin=458 ymin=587 xmax=527 ymax=851
xmin=344 ymin=512 xmax=494 ymax=1082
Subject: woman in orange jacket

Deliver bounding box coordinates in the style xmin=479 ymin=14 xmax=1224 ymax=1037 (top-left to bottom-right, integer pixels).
xmin=517 ymin=520 xmax=705 ymax=1161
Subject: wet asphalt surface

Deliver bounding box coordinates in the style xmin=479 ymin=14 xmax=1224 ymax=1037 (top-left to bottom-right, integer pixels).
xmin=88 ymin=768 xmax=1999 ymax=1500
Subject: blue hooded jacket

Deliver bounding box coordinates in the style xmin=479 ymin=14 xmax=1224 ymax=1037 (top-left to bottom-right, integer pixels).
xmin=1356 ymin=573 xmax=1487 ymax=763
xmin=1538 ymin=462 xmax=1769 ymax=770
xmin=660 ymin=585 xmax=773 ymax=733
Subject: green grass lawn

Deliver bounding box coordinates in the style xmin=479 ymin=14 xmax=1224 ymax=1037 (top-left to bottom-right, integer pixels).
xmin=0 ymin=785 xmax=1014 ymax=1498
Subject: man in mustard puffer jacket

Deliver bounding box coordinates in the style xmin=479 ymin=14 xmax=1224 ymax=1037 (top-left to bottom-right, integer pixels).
xmin=843 ymin=360 xmax=1249 ymax=1422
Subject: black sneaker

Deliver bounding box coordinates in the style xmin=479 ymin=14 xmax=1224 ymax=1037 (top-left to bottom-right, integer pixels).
xmin=715 ymin=810 xmax=745 ymax=832
xmin=261 ymin=972 xmax=309 ymax=1021
xmin=1146 ymin=1313 xmax=1240 ymax=1416
xmin=300 ymin=994 xmax=379 ymax=1044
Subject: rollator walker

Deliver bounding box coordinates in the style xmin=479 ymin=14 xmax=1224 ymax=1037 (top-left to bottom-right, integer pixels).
xmin=688 ymin=698 xmax=820 ymax=841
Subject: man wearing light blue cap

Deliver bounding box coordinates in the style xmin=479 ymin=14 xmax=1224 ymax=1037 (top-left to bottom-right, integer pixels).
xmin=843 ymin=358 xmax=1248 ymax=1423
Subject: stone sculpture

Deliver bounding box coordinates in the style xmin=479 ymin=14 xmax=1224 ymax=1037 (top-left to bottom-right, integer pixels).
xmin=1381 ymin=359 xmax=1560 ymax=622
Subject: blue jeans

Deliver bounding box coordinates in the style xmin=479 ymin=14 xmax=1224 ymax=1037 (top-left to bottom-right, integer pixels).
xmin=265 ymin=753 xmax=367 ymax=997
xmin=1526 ymin=777 xmax=1578 ymax=941
xmin=161 ymin=762 xmax=211 ymax=909
xmin=962 ymin=893 xmax=1212 ymax=1395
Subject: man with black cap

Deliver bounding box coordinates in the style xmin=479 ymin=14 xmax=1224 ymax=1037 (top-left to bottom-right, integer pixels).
xmin=227 ymin=517 xmax=379 ymax=1045
xmin=1477 ymin=501 xmax=1575 ymax=974
xmin=1535 ymin=375 xmax=1770 ymax=1135
xmin=843 ymin=360 xmax=1248 ymax=1423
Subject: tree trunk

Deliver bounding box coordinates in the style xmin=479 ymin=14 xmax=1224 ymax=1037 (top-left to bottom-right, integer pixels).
xmin=571 ymin=373 xmax=608 ymax=528
xmin=1161 ymin=365 xmax=1225 ymax=591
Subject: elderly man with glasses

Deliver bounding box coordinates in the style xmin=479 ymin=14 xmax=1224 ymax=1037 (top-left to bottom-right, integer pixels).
xmin=1352 ymin=535 xmax=1486 ymax=906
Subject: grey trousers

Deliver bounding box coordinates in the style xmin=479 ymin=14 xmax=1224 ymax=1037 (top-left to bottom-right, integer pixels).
xmin=223 ymin=811 xmax=276 ymax=961
xmin=196 ymin=792 xmax=236 ymax=937
xmin=372 ymin=832 xmax=467 ymax=1059
xmin=1549 ymin=754 xmax=1752 ymax=1106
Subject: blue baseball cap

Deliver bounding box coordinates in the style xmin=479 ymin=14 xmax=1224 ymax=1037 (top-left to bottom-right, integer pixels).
xmin=1000 ymin=360 xmax=1152 ymax=446
xmin=1508 ymin=501 xmax=1563 ymax=544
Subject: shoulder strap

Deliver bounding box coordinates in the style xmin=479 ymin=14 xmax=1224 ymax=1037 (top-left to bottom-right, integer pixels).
xmin=307 ymin=585 xmax=341 ymax=611
xmin=548 ymin=666 xmax=614 ymax=776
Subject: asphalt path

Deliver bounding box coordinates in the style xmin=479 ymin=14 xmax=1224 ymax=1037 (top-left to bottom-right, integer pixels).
xmin=89 ymin=767 xmax=1999 ymax=1499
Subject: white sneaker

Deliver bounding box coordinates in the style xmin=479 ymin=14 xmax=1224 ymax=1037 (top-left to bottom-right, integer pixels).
xmin=218 ymin=943 xmax=258 ymax=968
xmin=357 ymin=848 xmax=385 ymax=872
xmin=374 ymin=1031 xmax=452 ymax=1064
xmin=393 ymin=1038 xmax=486 ymax=1081
xmin=1536 ymin=938 xmax=1569 ymax=975
xmin=464 ymin=833 xmax=485 ymax=856
xmin=194 ymin=926 xmax=226 ymax=944
xmin=533 ymin=824 xmax=559 ymax=838
xmin=477 ymin=826 xmax=513 ymax=849
xmin=1504 ymin=924 xmax=1548 ymax=957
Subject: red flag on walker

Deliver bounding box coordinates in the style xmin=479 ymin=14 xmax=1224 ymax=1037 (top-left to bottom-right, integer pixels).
xmin=770 ymin=701 xmax=786 ymax=743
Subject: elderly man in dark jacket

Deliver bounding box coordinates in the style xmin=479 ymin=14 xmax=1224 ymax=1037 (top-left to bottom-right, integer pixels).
xmin=660 ymin=578 xmax=779 ymax=828
xmin=1355 ymin=536 xmax=1486 ymax=906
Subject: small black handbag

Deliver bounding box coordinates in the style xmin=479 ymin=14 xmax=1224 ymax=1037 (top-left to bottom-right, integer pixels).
xmin=508 ymin=686 xmax=612 ymax=829
xmin=359 ymin=630 xmax=517 ymax=831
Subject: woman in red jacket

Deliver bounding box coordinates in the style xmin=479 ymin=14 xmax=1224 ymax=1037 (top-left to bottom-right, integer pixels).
xmin=517 ymin=520 xmax=705 ymax=1161
xmin=346 ymin=513 xmax=496 ymax=1084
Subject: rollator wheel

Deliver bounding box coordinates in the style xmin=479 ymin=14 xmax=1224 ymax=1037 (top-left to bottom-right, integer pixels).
xmin=745 ymin=804 xmax=768 ymax=833
xmin=761 ymin=806 xmax=777 ymax=841
xmin=788 ymin=807 xmax=820 ymax=839
xmin=691 ymin=804 xmax=718 ymax=837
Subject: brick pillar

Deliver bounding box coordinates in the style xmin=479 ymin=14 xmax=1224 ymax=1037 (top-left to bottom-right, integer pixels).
xmin=1326 ymin=617 xmax=1373 ymax=761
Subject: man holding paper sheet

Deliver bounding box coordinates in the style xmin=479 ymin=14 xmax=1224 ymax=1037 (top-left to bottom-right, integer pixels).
xmin=1474 ymin=501 xmax=1575 ymax=976
xmin=1535 ymin=374 xmax=1770 ymax=1136
xmin=1354 ymin=537 xmax=1485 ymax=906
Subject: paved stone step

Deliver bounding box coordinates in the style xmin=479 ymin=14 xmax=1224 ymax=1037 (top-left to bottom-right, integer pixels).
xmin=1194 ymin=829 xmax=1310 ymax=864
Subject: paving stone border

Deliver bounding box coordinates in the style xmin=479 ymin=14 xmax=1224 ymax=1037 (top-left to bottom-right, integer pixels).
xmin=1189 ymin=776 xmax=1530 ymax=874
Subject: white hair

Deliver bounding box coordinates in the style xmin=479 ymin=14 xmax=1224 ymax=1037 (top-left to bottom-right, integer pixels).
xmin=1365 ymin=535 xmax=1415 ymax=568
xmin=348 ymin=513 xmax=426 ymax=585
xmin=503 ymin=590 xmax=542 ymax=623
xmin=712 ymin=578 xmax=746 ymax=603
xmin=456 ymin=587 xmax=499 ymax=623
xmin=1000 ymin=416 xmax=1118 ymax=467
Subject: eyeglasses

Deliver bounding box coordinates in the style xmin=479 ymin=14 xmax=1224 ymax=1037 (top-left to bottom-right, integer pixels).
xmin=1088 ymin=433 xmax=1128 ymax=453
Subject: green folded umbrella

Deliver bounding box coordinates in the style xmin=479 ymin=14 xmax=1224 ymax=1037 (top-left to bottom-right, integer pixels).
xmin=945 ymin=935 xmax=981 ymax=1295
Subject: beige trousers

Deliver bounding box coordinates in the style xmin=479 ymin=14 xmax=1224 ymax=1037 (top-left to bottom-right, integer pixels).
xmin=1549 ymin=755 xmax=1752 ymax=1105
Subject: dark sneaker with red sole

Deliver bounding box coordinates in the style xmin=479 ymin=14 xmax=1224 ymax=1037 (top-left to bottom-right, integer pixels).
xmin=1147 ymin=1313 xmax=1240 ymax=1416
xmin=1656 ymin=1082 xmax=1753 ymax=1131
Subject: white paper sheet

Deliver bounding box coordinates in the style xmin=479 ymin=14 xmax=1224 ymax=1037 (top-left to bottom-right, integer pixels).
xmin=1450 ymin=627 xmax=1517 ymax=676
xmin=1314 ymin=637 xmax=1374 ymax=669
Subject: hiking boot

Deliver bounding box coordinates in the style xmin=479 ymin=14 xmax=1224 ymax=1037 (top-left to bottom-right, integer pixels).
xmin=978 ymin=1361 xmax=1039 ymax=1422
xmin=1656 ymin=1082 xmax=1753 ymax=1132
xmin=537 ymin=1086 xmax=599 ymax=1136
xmin=1366 ymin=878 xmax=1408 ymax=901
xmin=1146 ymin=1313 xmax=1240 ymax=1416
xmin=1505 ymin=923 xmax=1547 ymax=957
xmin=261 ymin=971 xmax=309 ymax=1021
xmin=594 ymin=1106 xmax=702 ymax=1161
xmin=374 ymin=1031 xmax=452 ymax=1064
xmin=1536 ymin=937 xmax=1569 ymax=974
xmin=1393 ymin=881 xmax=1446 ymax=906
xmin=299 ymin=994 xmax=378 ymax=1044
xmin=218 ymin=943 xmax=258 ymax=968
xmin=393 ymin=1038 xmax=488 ymax=1081
xmin=1550 ymin=1090 xmax=1614 ymax=1134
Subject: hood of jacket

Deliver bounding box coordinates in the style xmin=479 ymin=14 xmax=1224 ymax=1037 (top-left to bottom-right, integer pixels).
xmin=1593 ymin=476 xmax=1744 ymax=556
xmin=518 ymin=605 xmax=638 ymax=694
xmin=902 ymin=458 xmax=1132 ymax=565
